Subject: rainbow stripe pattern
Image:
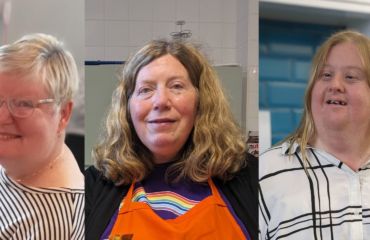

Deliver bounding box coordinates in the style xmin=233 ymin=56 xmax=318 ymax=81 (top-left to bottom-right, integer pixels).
xmin=131 ymin=186 xmax=201 ymax=216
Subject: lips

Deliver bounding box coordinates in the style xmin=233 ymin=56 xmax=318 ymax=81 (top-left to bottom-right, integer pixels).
xmin=148 ymin=118 xmax=176 ymax=124
xmin=326 ymin=99 xmax=347 ymax=106
xmin=0 ymin=133 xmax=21 ymax=140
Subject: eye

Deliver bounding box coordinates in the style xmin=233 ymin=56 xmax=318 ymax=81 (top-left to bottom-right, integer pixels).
xmin=12 ymin=99 xmax=34 ymax=108
xmin=137 ymin=87 xmax=152 ymax=95
xmin=172 ymin=83 xmax=184 ymax=89
xmin=321 ymin=72 xmax=332 ymax=80
xmin=345 ymin=73 xmax=360 ymax=82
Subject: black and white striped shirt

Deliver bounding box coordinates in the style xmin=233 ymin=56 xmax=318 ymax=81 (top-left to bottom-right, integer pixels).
xmin=259 ymin=142 xmax=370 ymax=240
xmin=0 ymin=167 xmax=84 ymax=240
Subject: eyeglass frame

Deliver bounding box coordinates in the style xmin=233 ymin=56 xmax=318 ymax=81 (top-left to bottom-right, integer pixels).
xmin=0 ymin=97 xmax=56 ymax=118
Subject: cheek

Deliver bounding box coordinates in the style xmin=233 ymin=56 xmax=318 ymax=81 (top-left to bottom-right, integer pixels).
xmin=19 ymin=118 xmax=58 ymax=145
xmin=177 ymin=94 xmax=198 ymax=122
xmin=129 ymin=99 xmax=148 ymax=129
xmin=351 ymin=88 xmax=370 ymax=113
xmin=310 ymin=84 xmax=323 ymax=108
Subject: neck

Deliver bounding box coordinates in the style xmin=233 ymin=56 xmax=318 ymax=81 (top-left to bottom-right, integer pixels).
xmin=7 ymin=147 xmax=64 ymax=186
xmin=313 ymin=126 xmax=370 ymax=170
xmin=5 ymin=144 xmax=83 ymax=188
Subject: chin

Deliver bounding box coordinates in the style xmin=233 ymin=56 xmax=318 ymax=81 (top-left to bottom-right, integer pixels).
xmin=324 ymin=120 xmax=348 ymax=130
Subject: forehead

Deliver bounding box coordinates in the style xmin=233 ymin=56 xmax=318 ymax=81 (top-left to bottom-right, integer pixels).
xmin=136 ymin=54 xmax=188 ymax=81
xmin=0 ymin=72 xmax=49 ymax=98
xmin=326 ymin=42 xmax=363 ymax=68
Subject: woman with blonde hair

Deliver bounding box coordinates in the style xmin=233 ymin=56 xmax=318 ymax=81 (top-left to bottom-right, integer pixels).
xmin=86 ymin=39 xmax=258 ymax=239
xmin=0 ymin=34 xmax=84 ymax=239
xmin=259 ymin=30 xmax=370 ymax=239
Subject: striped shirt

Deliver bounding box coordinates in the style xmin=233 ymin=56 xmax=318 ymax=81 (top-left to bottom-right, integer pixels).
xmin=0 ymin=167 xmax=85 ymax=240
xmin=259 ymin=142 xmax=370 ymax=240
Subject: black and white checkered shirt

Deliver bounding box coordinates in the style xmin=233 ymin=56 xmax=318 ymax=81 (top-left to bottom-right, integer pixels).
xmin=259 ymin=142 xmax=370 ymax=240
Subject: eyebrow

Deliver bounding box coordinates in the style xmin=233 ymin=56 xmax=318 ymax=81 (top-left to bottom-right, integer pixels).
xmin=322 ymin=64 xmax=364 ymax=71
xmin=136 ymin=76 xmax=189 ymax=84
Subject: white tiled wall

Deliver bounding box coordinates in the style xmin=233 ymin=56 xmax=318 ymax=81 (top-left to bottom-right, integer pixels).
xmin=86 ymin=0 xmax=259 ymax=132
xmin=86 ymin=0 xmax=242 ymax=64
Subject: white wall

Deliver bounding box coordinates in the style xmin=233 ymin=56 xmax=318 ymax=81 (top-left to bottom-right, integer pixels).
xmin=86 ymin=0 xmax=260 ymax=133
xmin=7 ymin=0 xmax=85 ymax=134
xmin=8 ymin=0 xmax=84 ymax=72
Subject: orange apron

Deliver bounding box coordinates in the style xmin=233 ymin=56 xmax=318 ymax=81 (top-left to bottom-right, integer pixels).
xmin=109 ymin=179 xmax=246 ymax=240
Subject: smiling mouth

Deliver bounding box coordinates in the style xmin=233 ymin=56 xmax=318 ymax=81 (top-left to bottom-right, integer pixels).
xmin=148 ymin=119 xmax=176 ymax=124
xmin=0 ymin=134 xmax=20 ymax=140
xmin=326 ymin=100 xmax=347 ymax=106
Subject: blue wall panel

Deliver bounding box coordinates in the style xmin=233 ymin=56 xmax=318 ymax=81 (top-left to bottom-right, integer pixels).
xmin=260 ymin=19 xmax=343 ymax=144
xmin=270 ymin=109 xmax=294 ymax=133
xmin=266 ymin=81 xmax=306 ymax=108
xmin=260 ymin=57 xmax=292 ymax=81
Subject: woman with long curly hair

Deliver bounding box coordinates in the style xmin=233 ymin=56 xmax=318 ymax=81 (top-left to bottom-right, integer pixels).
xmin=86 ymin=39 xmax=258 ymax=240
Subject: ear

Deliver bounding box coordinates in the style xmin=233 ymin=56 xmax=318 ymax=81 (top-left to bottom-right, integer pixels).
xmin=58 ymin=101 xmax=73 ymax=133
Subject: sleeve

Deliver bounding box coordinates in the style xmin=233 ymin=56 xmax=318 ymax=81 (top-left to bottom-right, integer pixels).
xmin=215 ymin=153 xmax=259 ymax=240
xmin=85 ymin=166 xmax=129 ymax=240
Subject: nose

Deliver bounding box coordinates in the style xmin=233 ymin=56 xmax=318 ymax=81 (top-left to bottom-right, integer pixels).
xmin=329 ymin=74 xmax=345 ymax=93
xmin=152 ymin=88 xmax=170 ymax=110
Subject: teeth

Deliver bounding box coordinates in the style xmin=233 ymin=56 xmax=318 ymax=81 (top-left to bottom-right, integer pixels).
xmin=0 ymin=134 xmax=18 ymax=140
xmin=326 ymin=100 xmax=347 ymax=106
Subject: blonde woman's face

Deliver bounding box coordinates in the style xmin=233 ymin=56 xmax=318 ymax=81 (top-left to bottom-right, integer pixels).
xmin=311 ymin=42 xmax=370 ymax=135
xmin=0 ymin=73 xmax=63 ymax=170
xmin=129 ymin=54 xmax=197 ymax=164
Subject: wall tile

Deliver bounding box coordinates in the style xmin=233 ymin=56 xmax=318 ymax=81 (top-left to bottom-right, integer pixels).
xmin=199 ymin=0 xmax=222 ymax=22
xmin=153 ymin=0 xmax=176 ymax=21
xmin=129 ymin=21 xmax=153 ymax=46
xmin=86 ymin=0 xmax=104 ymax=20
xmin=128 ymin=0 xmax=153 ymax=21
xmin=294 ymin=60 xmax=311 ymax=82
xmin=266 ymin=81 xmax=306 ymax=108
xmin=105 ymin=46 xmax=131 ymax=61
xmin=153 ymin=22 xmax=175 ymax=39
xmin=176 ymin=0 xmax=199 ymax=22
xmin=222 ymin=23 xmax=237 ymax=48
xmin=105 ymin=20 xmax=129 ymax=46
xmin=104 ymin=0 xmax=129 ymax=20
xmin=270 ymin=109 xmax=294 ymax=133
xmin=199 ymin=22 xmax=222 ymax=48
xmin=86 ymin=46 xmax=105 ymax=61
xmin=222 ymin=0 xmax=237 ymax=23
xmin=220 ymin=48 xmax=238 ymax=65
xmin=86 ymin=20 xmax=105 ymax=46
xmin=260 ymin=57 xmax=292 ymax=80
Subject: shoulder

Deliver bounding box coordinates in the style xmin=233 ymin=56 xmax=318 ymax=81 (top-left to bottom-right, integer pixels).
xmin=216 ymin=153 xmax=258 ymax=193
xmin=85 ymin=166 xmax=129 ymax=208
xmin=214 ymin=153 xmax=258 ymax=240
xmin=259 ymin=142 xmax=304 ymax=182
xmin=85 ymin=166 xmax=129 ymax=239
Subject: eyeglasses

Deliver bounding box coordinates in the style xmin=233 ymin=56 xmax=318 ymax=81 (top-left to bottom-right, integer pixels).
xmin=0 ymin=98 xmax=55 ymax=118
